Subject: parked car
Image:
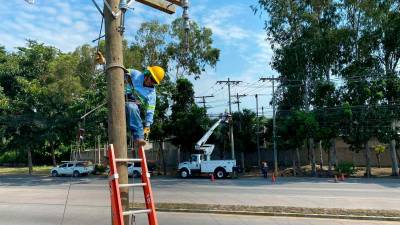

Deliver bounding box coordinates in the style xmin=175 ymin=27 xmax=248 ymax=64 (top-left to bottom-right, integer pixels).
xmin=105 ymin=162 xmax=157 ymax=178
xmin=51 ymin=161 xmax=94 ymax=177
xmin=128 ymin=163 xmax=142 ymax=178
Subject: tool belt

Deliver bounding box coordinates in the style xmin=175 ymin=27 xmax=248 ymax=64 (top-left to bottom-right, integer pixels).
xmin=125 ymin=94 xmax=142 ymax=105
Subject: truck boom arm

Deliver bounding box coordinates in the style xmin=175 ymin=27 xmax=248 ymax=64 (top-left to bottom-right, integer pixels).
xmin=195 ymin=119 xmax=222 ymax=151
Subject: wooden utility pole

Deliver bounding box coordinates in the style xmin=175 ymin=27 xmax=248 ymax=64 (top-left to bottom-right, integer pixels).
xmin=103 ymin=1 xmax=182 ymax=224
xmin=217 ymin=78 xmax=241 ymax=160
xmin=260 ymin=77 xmax=279 ymax=176
xmin=104 ymin=1 xmax=129 ymax=223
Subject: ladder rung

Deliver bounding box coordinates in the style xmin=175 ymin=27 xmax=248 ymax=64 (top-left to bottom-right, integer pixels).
xmin=115 ymin=158 xmax=142 ymax=162
xmin=123 ymin=209 xmax=151 ymax=216
xmin=119 ymin=183 xmax=146 ymax=188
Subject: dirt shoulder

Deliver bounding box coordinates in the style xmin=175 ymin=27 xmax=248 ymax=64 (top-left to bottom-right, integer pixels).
xmin=131 ymin=202 xmax=400 ymax=221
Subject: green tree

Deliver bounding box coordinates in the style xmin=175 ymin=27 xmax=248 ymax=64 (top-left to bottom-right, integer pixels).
xmin=167 ymin=18 xmax=220 ymax=79
xmin=232 ymin=110 xmax=257 ymax=168
xmin=169 ymin=78 xmax=209 ymax=156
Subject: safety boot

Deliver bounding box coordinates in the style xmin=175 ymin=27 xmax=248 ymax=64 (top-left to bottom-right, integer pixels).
xmin=135 ymin=139 xmax=146 ymax=146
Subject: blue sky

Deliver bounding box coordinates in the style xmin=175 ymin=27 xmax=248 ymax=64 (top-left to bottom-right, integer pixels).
xmin=0 ymin=0 xmax=277 ymax=116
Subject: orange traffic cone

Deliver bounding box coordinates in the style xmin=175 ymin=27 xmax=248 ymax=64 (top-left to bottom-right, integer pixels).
xmin=210 ymin=174 xmax=215 ymax=182
xmin=271 ymin=174 xmax=276 ymax=183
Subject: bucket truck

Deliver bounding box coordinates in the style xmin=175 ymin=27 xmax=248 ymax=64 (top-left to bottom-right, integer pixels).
xmin=178 ymin=116 xmax=238 ymax=179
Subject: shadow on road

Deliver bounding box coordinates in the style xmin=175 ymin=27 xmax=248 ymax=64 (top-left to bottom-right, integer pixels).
xmin=1 ymin=174 xmax=399 ymax=189
xmin=0 ymin=174 xmax=106 ymax=186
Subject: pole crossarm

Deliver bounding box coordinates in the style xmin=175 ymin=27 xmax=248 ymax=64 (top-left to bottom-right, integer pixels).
xmin=216 ymin=80 xmax=242 ymax=85
xmin=259 ymin=77 xmax=280 ymax=82
xmin=194 ymin=95 xmax=214 ymax=99
xmin=136 ymin=0 xmax=176 ymax=14
xmin=230 ymin=94 xmax=246 ymax=98
xmin=165 ymin=0 xmax=183 ymax=6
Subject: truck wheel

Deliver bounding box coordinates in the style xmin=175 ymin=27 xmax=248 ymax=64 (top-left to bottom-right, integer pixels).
xmin=180 ymin=169 xmax=189 ymax=178
xmin=73 ymin=170 xmax=80 ymax=177
xmin=51 ymin=171 xmax=58 ymax=177
xmin=214 ymin=168 xmax=226 ymax=179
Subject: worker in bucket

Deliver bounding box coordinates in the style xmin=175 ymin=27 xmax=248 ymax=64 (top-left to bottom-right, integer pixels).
xmin=124 ymin=66 xmax=165 ymax=146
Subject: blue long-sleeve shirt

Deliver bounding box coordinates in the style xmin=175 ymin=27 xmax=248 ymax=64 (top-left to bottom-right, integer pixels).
xmin=125 ymin=69 xmax=156 ymax=127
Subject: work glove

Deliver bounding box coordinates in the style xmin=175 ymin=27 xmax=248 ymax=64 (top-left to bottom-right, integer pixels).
xmin=95 ymin=51 xmax=106 ymax=65
xmin=144 ymin=127 xmax=150 ymax=141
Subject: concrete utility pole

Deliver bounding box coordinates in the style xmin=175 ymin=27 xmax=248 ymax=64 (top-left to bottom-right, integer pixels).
xmin=255 ymin=94 xmax=260 ymax=166
xmin=217 ymin=78 xmax=242 ymax=160
xmin=195 ymin=95 xmax=214 ymax=113
xmin=232 ymin=93 xmax=247 ymax=113
xmin=260 ymin=76 xmax=279 ymax=176
xmin=104 ymin=1 xmax=129 ymax=220
xmin=231 ymin=93 xmax=246 ymax=132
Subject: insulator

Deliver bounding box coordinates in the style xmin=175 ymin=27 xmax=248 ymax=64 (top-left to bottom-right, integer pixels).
xmin=119 ymin=0 xmax=128 ymax=11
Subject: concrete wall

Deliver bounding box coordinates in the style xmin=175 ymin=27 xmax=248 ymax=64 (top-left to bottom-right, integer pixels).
xmin=76 ymin=137 xmax=398 ymax=171
xmin=240 ymin=137 xmax=397 ymax=167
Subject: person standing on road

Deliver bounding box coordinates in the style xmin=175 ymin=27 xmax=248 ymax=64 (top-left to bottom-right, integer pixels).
xmin=124 ymin=66 xmax=165 ymax=146
xmin=262 ymin=161 xmax=268 ymax=178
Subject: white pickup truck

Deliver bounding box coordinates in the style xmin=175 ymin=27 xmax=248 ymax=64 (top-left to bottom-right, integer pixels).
xmin=178 ymin=115 xmax=238 ymax=179
xmin=51 ymin=161 xmax=94 ymax=177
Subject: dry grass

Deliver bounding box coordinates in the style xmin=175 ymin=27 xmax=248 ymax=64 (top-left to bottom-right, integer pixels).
xmin=130 ymin=202 xmax=400 ymax=219
xmin=278 ymin=165 xmax=395 ymax=177
xmin=0 ymin=166 xmax=52 ymax=175
xmin=354 ymin=167 xmax=394 ymax=177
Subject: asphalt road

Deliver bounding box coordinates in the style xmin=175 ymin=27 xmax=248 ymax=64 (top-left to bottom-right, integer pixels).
xmin=0 ymin=175 xmax=399 ymax=225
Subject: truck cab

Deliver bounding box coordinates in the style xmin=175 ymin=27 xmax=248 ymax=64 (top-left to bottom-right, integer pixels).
xmin=178 ymin=154 xmax=202 ymax=178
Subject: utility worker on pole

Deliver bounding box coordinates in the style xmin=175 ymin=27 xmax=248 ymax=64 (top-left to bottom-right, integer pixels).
xmin=124 ymin=66 xmax=165 ymax=146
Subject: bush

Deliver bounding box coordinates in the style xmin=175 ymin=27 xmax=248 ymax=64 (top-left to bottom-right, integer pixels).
xmin=94 ymin=164 xmax=106 ymax=174
xmin=0 ymin=151 xmax=18 ymax=164
xmin=335 ymin=161 xmax=356 ymax=175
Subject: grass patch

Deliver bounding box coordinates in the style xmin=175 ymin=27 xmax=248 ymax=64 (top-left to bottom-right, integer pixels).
xmin=0 ymin=166 xmax=52 ymax=175
xmin=130 ymin=202 xmax=400 ymax=221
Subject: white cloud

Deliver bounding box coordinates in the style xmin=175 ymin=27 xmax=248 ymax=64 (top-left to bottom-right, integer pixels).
xmin=57 ymin=15 xmax=72 ymax=25
xmin=202 ymin=5 xmax=250 ymax=45
xmin=0 ymin=1 xmax=103 ymax=52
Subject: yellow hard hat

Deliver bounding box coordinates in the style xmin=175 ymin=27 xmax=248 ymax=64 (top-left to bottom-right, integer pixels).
xmin=147 ymin=66 xmax=165 ymax=84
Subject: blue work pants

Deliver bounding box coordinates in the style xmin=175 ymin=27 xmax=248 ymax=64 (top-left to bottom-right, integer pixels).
xmin=125 ymin=102 xmax=144 ymax=140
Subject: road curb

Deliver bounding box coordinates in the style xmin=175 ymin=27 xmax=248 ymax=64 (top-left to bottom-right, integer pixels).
xmin=156 ymin=208 xmax=400 ymax=222
xmin=131 ymin=203 xmax=400 ymax=222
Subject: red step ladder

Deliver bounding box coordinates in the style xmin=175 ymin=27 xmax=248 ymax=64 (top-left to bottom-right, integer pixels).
xmin=108 ymin=144 xmax=158 ymax=225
